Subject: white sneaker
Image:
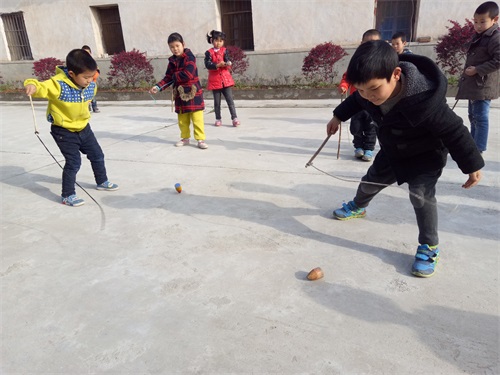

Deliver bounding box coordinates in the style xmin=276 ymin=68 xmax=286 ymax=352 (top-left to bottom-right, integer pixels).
xmin=175 ymin=139 xmax=190 ymax=147
xmin=197 ymin=141 xmax=208 ymax=149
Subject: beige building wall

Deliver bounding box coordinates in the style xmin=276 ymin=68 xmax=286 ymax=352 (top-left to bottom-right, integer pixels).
xmin=0 ymin=0 xmax=482 ymax=83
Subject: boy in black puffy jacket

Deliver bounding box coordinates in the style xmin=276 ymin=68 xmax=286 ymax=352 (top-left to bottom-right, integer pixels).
xmin=325 ymin=41 xmax=484 ymax=278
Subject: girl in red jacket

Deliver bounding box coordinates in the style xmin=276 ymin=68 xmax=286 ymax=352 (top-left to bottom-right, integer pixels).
xmin=204 ymin=30 xmax=240 ymax=127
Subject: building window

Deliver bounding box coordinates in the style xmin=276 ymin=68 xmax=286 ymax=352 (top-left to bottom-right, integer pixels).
xmin=375 ymin=0 xmax=417 ymax=41
xmin=220 ymin=0 xmax=254 ymax=51
xmin=91 ymin=5 xmax=125 ymax=55
xmin=1 ymin=12 xmax=33 ymax=60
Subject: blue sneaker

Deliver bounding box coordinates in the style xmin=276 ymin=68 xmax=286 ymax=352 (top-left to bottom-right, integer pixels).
xmin=412 ymin=244 xmax=440 ymax=277
xmin=96 ymin=181 xmax=119 ymax=191
xmin=62 ymin=194 xmax=85 ymax=207
xmin=354 ymin=148 xmax=364 ymax=158
xmin=333 ymin=201 xmax=366 ymax=220
xmin=362 ymin=150 xmax=374 ymax=161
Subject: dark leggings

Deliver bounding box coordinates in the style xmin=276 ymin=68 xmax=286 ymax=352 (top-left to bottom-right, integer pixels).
xmin=353 ymin=152 xmax=441 ymax=246
xmin=213 ymin=87 xmax=237 ymax=120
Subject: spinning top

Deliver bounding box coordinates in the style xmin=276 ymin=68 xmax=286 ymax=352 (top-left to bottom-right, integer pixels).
xmin=307 ymin=267 xmax=324 ymax=280
xmin=174 ymin=183 xmax=182 ymax=193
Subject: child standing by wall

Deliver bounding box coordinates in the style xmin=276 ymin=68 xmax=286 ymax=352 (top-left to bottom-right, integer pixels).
xmin=337 ymin=29 xmax=381 ymax=161
xmin=391 ymin=32 xmax=413 ymax=55
xmin=204 ymin=30 xmax=240 ymax=127
xmin=325 ymin=41 xmax=484 ymax=277
xmin=24 ymin=49 xmax=118 ymax=207
xmin=456 ymin=1 xmax=500 ymax=153
xmin=81 ymin=45 xmax=100 ymax=113
xmin=150 ymin=33 xmax=208 ymax=149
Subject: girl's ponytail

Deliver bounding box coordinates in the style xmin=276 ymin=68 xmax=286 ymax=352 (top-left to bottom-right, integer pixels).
xmin=207 ymin=30 xmax=226 ymax=44
xmin=207 ymin=30 xmax=214 ymax=44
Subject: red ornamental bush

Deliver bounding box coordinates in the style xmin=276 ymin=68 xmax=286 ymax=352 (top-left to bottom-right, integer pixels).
xmin=226 ymin=45 xmax=249 ymax=76
xmin=302 ymin=42 xmax=347 ymax=84
xmin=107 ymin=49 xmax=155 ymax=89
xmin=33 ymin=57 xmax=64 ymax=81
xmin=435 ymin=19 xmax=475 ymax=76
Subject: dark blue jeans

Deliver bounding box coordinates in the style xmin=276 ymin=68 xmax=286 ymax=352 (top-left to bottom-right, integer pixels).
xmin=353 ymin=153 xmax=441 ymax=246
xmin=213 ymin=87 xmax=237 ymax=120
xmin=50 ymin=124 xmax=107 ymax=197
xmin=468 ymin=99 xmax=490 ymax=152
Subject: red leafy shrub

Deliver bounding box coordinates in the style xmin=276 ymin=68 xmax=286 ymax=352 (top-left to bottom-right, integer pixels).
xmin=226 ymin=45 xmax=249 ymax=76
xmin=435 ymin=19 xmax=475 ymax=76
xmin=33 ymin=57 xmax=64 ymax=81
xmin=302 ymin=42 xmax=347 ymax=84
xmin=107 ymin=49 xmax=155 ymax=89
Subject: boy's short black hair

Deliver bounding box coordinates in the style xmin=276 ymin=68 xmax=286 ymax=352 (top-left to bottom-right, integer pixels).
xmin=346 ymin=40 xmax=399 ymax=85
xmin=168 ymin=32 xmax=184 ymax=44
xmin=391 ymin=31 xmax=407 ymax=42
xmin=66 ymin=49 xmax=97 ymax=75
xmin=475 ymin=1 xmax=499 ymax=18
xmin=81 ymin=45 xmax=91 ymax=52
xmin=362 ymin=29 xmax=381 ymax=40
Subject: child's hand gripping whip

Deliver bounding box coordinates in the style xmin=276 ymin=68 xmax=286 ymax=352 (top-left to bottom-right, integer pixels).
xmin=149 ymin=81 xmax=175 ymax=112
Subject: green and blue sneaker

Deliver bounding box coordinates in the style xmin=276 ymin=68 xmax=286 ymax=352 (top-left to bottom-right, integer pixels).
xmin=96 ymin=181 xmax=119 ymax=191
xmin=412 ymin=244 xmax=440 ymax=278
xmin=62 ymin=194 xmax=85 ymax=207
xmin=333 ymin=201 xmax=366 ymax=220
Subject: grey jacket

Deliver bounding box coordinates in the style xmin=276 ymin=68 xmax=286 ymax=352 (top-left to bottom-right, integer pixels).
xmin=456 ymin=24 xmax=500 ymax=100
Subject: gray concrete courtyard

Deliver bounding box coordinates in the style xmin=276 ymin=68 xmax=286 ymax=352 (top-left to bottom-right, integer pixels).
xmin=1 ymin=97 xmax=499 ymax=374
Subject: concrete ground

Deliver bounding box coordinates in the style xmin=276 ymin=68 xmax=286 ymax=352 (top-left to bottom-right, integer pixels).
xmin=1 ymin=97 xmax=499 ymax=374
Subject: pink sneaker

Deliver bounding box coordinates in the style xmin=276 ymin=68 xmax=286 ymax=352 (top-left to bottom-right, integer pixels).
xmin=214 ymin=120 xmax=222 ymax=127
xmin=232 ymin=118 xmax=240 ymax=127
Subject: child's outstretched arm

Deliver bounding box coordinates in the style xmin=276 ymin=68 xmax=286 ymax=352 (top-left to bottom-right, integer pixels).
xmin=462 ymin=171 xmax=482 ymax=189
xmin=24 ymin=78 xmax=60 ymax=99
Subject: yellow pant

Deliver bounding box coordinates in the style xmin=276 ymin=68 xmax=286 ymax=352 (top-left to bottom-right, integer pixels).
xmin=178 ymin=110 xmax=205 ymax=141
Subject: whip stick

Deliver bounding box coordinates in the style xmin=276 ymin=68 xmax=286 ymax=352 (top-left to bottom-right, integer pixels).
xmin=337 ymin=124 xmax=342 ymax=159
xmin=305 ymin=133 xmax=332 ymax=168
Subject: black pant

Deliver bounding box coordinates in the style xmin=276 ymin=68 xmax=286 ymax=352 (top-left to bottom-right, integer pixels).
xmin=213 ymin=87 xmax=237 ymax=120
xmin=353 ymin=152 xmax=441 ymax=246
xmin=350 ymin=110 xmax=376 ymax=150
xmin=51 ymin=124 xmax=107 ymax=197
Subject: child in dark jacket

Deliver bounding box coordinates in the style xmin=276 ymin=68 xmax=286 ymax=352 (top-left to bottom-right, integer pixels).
xmin=150 ymin=32 xmax=207 ymax=149
xmin=455 ymin=1 xmax=500 ymax=153
xmin=204 ymin=30 xmax=240 ymax=127
xmin=325 ymin=40 xmax=484 ymax=278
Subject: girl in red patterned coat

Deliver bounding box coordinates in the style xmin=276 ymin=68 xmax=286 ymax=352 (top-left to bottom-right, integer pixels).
xmin=150 ymin=33 xmax=208 ymax=149
xmin=204 ymin=30 xmax=240 ymax=127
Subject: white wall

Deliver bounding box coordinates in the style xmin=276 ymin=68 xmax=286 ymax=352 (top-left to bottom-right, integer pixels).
xmin=0 ymin=0 xmax=483 ymax=84
xmin=0 ymin=0 xmax=482 ymax=62
xmin=416 ymin=0 xmax=477 ymax=40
